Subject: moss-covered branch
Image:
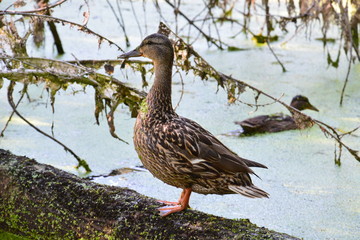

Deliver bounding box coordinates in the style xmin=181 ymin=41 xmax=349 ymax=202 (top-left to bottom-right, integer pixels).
xmin=157 ymin=22 xmax=360 ymax=164
xmin=0 ymin=149 xmax=299 ymax=239
xmin=0 ymin=55 xmax=148 ymax=172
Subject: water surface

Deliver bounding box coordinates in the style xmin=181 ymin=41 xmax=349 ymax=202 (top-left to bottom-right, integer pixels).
xmin=0 ymin=1 xmax=359 ymax=239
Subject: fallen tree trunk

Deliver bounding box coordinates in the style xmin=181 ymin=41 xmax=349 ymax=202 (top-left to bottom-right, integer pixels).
xmin=0 ymin=149 xmax=299 ymax=240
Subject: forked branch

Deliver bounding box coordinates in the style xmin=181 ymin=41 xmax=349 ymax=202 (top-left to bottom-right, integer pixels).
xmin=158 ymin=22 xmax=360 ymax=164
xmin=0 ymin=11 xmax=124 ymax=52
xmin=6 ymin=81 xmax=92 ymax=172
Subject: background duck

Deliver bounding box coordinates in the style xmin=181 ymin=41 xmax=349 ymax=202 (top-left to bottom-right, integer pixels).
xmin=233 ymin=95 xmax=319 ymax=136
xmin=119 ymin=33 xmax=268 ymax=217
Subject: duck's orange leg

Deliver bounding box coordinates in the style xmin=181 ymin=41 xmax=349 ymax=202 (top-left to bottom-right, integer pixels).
xmin=157 ymin=188 xmax=192 ymax=217
xmin=157 ymin=188 xmax=187 ymax=205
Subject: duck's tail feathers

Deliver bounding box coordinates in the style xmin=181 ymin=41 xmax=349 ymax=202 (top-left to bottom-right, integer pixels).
xmin=228 ymin=185 xmax=269 ymax=198
xmin=242 ymin=158 xmax=268 ymax=169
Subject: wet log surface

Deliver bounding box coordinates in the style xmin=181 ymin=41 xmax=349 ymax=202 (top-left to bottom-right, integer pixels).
xmin=0 ymin=149 xmax=300 ymax=239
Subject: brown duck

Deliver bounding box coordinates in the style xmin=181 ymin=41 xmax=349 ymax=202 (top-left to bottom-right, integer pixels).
xmin=119 ymin=33 xmax=268 ymax=217
xmin=234 ymin=95 xmax=319 ymax=135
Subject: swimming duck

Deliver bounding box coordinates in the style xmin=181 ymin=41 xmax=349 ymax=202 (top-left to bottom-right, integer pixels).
xmin=119 ymin=33 xmax=268 ymax=217
xmin=234 ymin=95 xmax=319 ymax=135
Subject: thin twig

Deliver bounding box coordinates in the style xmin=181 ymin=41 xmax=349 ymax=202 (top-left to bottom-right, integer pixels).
xmin=7 ymin=81 xmax=92 ymax=172
xmin=206 ymin=3 xmax=223 ymax=49
xmin=266 ymin=39 xmax=286 ymax=72
xmin=0 ymin=84 xmax=28 ymax=137
xmin=315 ymin=119 xmax=360 ymax=162
xmin=162 ymin=22 xmax=360 ymax=163
xmin=43 ymin=5 xmax=65 ymax=55
xmin=107 ymin=0 xmax=130 ymax=47
xmin=106 ymin=99 xmax=129 ymax=145
xmin=340 ymin=125 xmax=360 ymax=137
xmin=0 ymin=55 xmax=146 ymax=98
xmin=164 ymin=0 xmax=225 ymax=50
xmin=173 ymin=68 xmax=185 ymax=111
xmin=339 ymin=52 xmax=353 ymax=106
xmin=129 ymin=0 xmax=143 ymax=39
xmin=0 ymin=11 xmax=124 ymax=52
xmin=81 ymin=0 xmax=90 ymax=26
xmin=338 ymin=1 xmax=354 ymax=106
xmin=1 ymin=0 xmax=68 ymax=14
xmin=244 ymin=0 xmax=317 ymax=21
xmin=235 ymin=93 xmax=284 ymax=109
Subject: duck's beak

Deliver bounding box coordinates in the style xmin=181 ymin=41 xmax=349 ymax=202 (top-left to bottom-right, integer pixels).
xmin=306 ymin=102 xmax=319 ymax=112
xmin=118 ymin=48 xmax=142 ymax=59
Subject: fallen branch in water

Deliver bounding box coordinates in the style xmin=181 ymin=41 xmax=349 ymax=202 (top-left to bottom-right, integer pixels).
xmin=157 ymin=22 xmax=360 ymax=164
xmin=0 ymin=11 xmax=123 ymax=51
xmin=0 ymin=55 xmax=147 ymax=171
xmin=3 ymin=0 xmax=68 ymax=14
xmin=0 ymin=84 xmax=27 ymax=137
xmin=6 ymin=81 xmax=92 ymax=172
xmin=164 ymin=0 xmax=226 ymax=50
xmin=1 ymin=14 xmax=358 ymax=173
xmin=0 ymin=149 xmax=300 ymax=240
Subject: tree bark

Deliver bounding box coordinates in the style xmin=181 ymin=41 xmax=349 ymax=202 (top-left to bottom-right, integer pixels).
xmin=0 ymin=149 xmax=299 ymax=240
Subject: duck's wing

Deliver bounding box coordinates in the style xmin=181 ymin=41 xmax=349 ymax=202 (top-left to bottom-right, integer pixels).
xmin=234 ymin=114 xmax=271 ymax=134
xmin=235 ymin=113 xmax=292 ymax=134
xmin=162 ymin=116 xmax=267 ymax=178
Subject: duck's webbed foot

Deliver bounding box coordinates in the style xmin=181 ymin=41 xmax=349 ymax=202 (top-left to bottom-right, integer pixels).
xmin=158 ymin=204 xmax=188 ymax=217
xmin=157 ymin=188 xmax=192 ymax=217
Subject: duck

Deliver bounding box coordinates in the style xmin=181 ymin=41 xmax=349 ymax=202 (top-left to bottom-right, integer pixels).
xmin=233 ymin=95 xmax=319 ymax=136
xmin=119 ymin=33 xmax=268 ymax=217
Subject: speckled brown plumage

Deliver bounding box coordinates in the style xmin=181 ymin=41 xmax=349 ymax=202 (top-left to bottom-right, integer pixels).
xmin=234 ymin=95 xmax=319 ymax=135
xmin=119 ymin=33 xmax=268 ymax=216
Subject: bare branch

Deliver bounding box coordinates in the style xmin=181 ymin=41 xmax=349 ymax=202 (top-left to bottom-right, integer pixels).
xmin=129 ymin=0 xmax=143 ymax=39
xmin=7 ymin=81 xmax=92 ymax=172
xmin=1 ymin=0 xmax=68 ymax=14
xmin=266 ymin=39 xmax=287 ymax=72
xmin=173 ymin=67 xmax=185 ymax=111
xmin=159 ymin=22 xmax=360 ymax=164
xmin=164 ymin=0 xmax=225 ymax=50
xmin=106 ymin=98 xmax=129 ymax=144
xmin=338 ymin=1 xmax=355 ymax=106
xmin=0 ymin=83 xmax=28 ymax=137
xmin=339 ymin=52 xmax=353 ymax=106
xmin=106 ymin=0 xmax=130 ymax=47
xmin=0 ymin=11 xmax=124 ymax=52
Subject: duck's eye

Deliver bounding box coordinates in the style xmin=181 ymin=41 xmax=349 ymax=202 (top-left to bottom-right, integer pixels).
xmin=147 ymin=41 xmax=155 ymax=45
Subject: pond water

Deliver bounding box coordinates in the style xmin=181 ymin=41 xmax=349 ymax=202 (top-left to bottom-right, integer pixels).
xmin=0 ymin=1 xmax=359 ymax=239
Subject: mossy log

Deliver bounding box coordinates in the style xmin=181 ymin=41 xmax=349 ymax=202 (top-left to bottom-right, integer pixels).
xmin=0 ymin=149 xmax=299 ymax=240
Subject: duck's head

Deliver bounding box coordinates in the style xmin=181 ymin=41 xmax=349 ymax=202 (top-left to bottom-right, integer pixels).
xmin=118 ymin=33 xmax=174 ymax=63
xmin=290 ymin=95 xmax=319 ymax=112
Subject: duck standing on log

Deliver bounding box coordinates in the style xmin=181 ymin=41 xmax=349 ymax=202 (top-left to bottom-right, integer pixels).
xmin=119 ymin=33 xmax=268 ymax=217
xmin=231 ymin=95 xmax=319 ymax=136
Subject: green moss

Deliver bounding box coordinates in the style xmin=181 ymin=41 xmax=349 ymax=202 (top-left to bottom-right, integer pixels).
xmin=0 ymin=230 xmax=29 ymax=240
xmin=0 ymin=149 xmax=299 ymax=240
xmin=139 ymin=98 xmax=148 ymax=114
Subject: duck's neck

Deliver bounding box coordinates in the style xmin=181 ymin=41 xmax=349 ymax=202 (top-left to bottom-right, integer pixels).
xmin=146 ymin=60 xmax=174 ymax=115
